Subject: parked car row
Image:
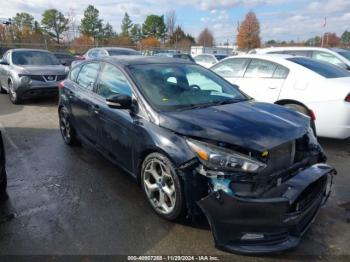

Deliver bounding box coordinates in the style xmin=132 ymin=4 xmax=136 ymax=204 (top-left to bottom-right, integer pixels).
xmin=250 ymin=46 xmax=350 ymax=71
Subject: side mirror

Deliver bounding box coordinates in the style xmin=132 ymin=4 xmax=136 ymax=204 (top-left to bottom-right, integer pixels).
xmin=106 ymin=94 xmax=132 ymax=109
xmin=0 ymin=60 xmax=9 ymax=65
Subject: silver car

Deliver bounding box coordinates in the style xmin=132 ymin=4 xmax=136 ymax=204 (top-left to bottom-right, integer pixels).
xmin=0 ymin=49 xmax=68 ymax=104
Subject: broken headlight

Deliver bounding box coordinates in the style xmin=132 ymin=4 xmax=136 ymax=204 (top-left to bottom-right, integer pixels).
xmin=186 ymin=139 xmax=266 ymax=173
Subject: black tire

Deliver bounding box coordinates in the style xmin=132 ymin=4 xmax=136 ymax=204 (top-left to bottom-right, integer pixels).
xmin=0 ymin=82 xmax=7 ymax=94
xmin=141 ymin=153 xmax=185 ymax=221
xmin=284 ymin=103 xmax=317 ymax=136
xmin=59 ymin=107 xmax=78 ymax=146
xmin=8 ymin=81 xmax=21 ymax=104
xmin=0 ymin=168 xmax=7 ymax=202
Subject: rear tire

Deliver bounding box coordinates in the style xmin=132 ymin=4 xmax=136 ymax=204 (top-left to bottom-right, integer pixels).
xmin=59 ymin=107 xmax=78 ymax=146
xmin=284 ymin=103 xmax=316 ymax=136
xmin=0 ymin=168 xmax=7 ymax=202
xmin=141 ymin=153 xmax=185 ymax=221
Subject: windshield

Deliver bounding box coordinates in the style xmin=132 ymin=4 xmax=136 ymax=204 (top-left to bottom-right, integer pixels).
xmin=128 ymin=64 xmax=247 ymax=111
xmin=338 ymin=51 xmax=350 ymax=60
xmin=288 ymin=57 xmax=350 ymax=78
xmin=107 ymin=49 xmax=140 ymax=56
xmin=12 ymin=51 xmax=60 ymax=66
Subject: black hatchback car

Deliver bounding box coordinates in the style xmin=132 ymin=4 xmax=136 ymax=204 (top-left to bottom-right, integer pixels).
xmin=58 ymin=56 xmax=335 ymax=254
xmin=0 ymin=131 xmax=7 ymax=201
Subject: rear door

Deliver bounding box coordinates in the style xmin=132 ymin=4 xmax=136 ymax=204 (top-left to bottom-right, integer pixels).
xmin=235 ymin=59 xmax=289 ymax=103
xmin=70 ymin=62 xmax=101 ymax=144
xmin=211 ymin=58 xmax=250 ymax=84
xmin=93 ymin=62 xmax=135 ymax=171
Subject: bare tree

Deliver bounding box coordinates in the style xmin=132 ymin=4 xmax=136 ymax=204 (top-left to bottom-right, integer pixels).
xmin=197 ymin=28 xmax=214 ymax=47
xmin=166 ymin=10 xmax=176 ymax=41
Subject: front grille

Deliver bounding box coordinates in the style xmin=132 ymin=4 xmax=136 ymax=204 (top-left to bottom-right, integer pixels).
xmin=289 ymin=176 xmax=327 ymax=213
xmin=56 ymin=75 xmax=67 ymax=81
xmin=30 ymin=75 xmax=44 ymax=81
xmin=20 ymin=75 xmax=67 ymax=82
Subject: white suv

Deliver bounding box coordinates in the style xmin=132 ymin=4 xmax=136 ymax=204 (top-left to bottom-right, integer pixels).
xmin=250 ymin=47 xmax=350 ymax=71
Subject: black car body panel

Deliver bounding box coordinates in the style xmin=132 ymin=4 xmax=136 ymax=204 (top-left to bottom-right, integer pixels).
xmin=159 ymin=101 xmax=309 ymax=152
xmin=59 ymin=56 xmax=335 ymax=254
xmin=0 ymin=131 xmax=7 ymax=199
xmin=197 ymin=164 xmax=334 ymax=254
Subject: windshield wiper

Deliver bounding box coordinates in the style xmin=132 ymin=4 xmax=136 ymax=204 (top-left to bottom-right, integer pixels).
xmin=175 ymin=98 xmax=247 ymax=111
xmin=212 ymin=98 xmax=248 ymax=106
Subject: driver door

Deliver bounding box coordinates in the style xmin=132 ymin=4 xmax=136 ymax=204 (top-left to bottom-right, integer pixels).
xmin=93 ymin=62 xmax=135 ymax=172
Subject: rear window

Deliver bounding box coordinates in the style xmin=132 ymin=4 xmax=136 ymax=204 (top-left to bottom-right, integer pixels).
xmin=107 ymin=49 xmax=139 ymax=56
xmin=338 ymin=51 xmax=350 ymax=60
xmin=288 ymin=57 xmax=350 ymax=78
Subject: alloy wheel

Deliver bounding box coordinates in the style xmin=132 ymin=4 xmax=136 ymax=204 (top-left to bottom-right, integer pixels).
xmin=59 ymin=109 xmax=71 ymax=143
xmin=143 ymin=158 xmax=176 ymax=215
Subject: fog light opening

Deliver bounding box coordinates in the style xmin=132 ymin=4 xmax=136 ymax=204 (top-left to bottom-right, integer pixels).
xmin=241 ymin=233 xmax=265 ymax=240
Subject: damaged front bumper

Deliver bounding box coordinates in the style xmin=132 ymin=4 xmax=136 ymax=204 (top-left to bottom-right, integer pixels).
xmin=197 ymin=163 xmax=335 ymax=255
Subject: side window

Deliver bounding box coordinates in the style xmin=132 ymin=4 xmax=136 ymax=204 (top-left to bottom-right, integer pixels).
xmin=88 ymin=50 xmax=98 ymax=59
xmin=205 ymin=55 xmax=216 ymax=64
xmin=97 ymin=50 xmax=108 ymax=57
xmin=312 ymin=51 xmax=345 ymax=67
xmin=69 ymin=65 xmax=82 ymax=82
xmin=212 ymin=58 xmax=248 ymax=78
xmin=273 ymin=65 xmax=289 ymax=79
xmin=195 ymin=55 xmax=204 ymax=62
xmin=76 ymin=63 xmax=100 ymax=91
xmin=97 ymin=63 xmax=132 ymax=98
xmin=2 ymin=52 xmax=9 ymax=63
xmin=244 ymin=59 xmax=278 ymax=78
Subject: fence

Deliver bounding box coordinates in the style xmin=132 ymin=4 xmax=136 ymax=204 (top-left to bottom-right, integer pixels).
xmin=0 ymin=41 xmax=191 ymax=57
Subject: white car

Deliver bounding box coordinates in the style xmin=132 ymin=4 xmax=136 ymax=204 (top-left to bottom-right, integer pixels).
xmin=211 ymin=54 xmax=350 ymax=139
xmin=250 ymin=47 xmax=350 ymax=71
xmin=193 ymin=54 xmax=227 ymax=68
xmin=84 ymin=47 xmax=140 ymax=59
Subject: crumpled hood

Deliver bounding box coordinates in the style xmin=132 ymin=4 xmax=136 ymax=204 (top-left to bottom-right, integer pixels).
xmin=16 ymin=65 xmax=67 ymax=75
xmin=159 ymin=101 xmax=310 ymax=151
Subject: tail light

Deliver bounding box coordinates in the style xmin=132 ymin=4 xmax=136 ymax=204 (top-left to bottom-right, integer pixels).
xmin=345 ymin=94 xmax=350 ymax=102
xmin=309 ymin=109 xmax=316 ymax=120
xmin=58 ymin=81 xmax=65 ymax=89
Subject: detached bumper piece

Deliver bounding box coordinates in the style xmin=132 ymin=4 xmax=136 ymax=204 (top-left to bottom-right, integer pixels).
xmin=197 ymin=164 xmax=335 ymax=255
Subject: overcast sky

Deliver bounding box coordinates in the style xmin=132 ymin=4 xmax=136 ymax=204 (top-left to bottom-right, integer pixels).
xmin=1 ymin=0 xmax=350 ymax=44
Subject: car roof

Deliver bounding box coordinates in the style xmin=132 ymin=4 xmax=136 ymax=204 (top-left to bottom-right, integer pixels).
xmin=88 ymin=55 xmax=193 ymax=66
xmin=220 ymin=53 xmax=294 ymax=62
xmin=10 ymin=48 xmax=51 ymax=53
xmin=256 ymin=46 xmax=336 ymax=53
xmin=91 ymin=47 xmax=137 ymax=51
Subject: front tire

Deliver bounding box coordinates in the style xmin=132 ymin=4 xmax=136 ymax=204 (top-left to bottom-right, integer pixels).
xmin=0 ymin=82 xmax=7 ymax=94
xmin=141 ymin=153 xmax=185 ymax=221
xmin=59 ymin=107 xmax=78 ymax=146
xmin=8 ymin=81 xmax=21 ymax=104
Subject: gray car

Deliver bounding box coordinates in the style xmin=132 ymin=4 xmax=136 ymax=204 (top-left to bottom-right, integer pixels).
xmin=0 ymin=49 xmax=68 ymax=104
